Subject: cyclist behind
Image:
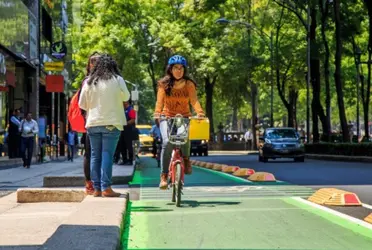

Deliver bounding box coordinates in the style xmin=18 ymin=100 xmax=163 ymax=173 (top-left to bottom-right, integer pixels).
xmin=154 ymin=55 xmax=205 ymax=189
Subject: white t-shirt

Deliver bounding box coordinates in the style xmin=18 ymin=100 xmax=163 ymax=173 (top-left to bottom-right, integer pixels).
xmin=78 ymin=75 xmax=130 ymax=130
xmin=244 ymin=131 xmax=253 ymax=141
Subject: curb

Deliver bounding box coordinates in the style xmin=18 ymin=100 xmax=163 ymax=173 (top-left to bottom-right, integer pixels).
xmin=43 ymin=162 xmax=137 ymax=187
xmin=306 ymin=154 xmax=372 ymax=163
xmin=39 ymin=192 xmax=129 ymax=250
xmin=17 ymin=188 xmax=86 ymax=203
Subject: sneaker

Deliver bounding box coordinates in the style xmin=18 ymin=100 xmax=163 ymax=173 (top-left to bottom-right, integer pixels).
xmin=102 ymin=187 xmax=121 ymax=197
xmin=159 ymin=173 xmax=168 ymax=190
xmin=85 ymin=181 xmax=94 ymax=195
xmin=93 ymin=190 xmax=102 ymax=197
xmin=183 ymin=157 xmax=192 ymax=175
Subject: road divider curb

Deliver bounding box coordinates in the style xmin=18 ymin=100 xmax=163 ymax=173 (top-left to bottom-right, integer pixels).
xmin=233 ymin=168 xmax=255 ymax=177
xmin=212 ymin=164 xmax=224 ymax=171
xmin=364 ymin=214 xmax=372 ymax=224
xmin=205 ymin=163 xmax=215 ymax=169
xmin=248 ymin=172 xmax=276 ymax=182
xmin=306 ymin=154 xmax=372 ymax=163
xmin=222 ymin=166 xmax=240 ymax=173
xmin=17 ymin=188 xmax=86 ymax=203
xmin=191 ymin=161 xmax=277 ymax=183
xmin=308 ymin=188 xmax=362 ymax=206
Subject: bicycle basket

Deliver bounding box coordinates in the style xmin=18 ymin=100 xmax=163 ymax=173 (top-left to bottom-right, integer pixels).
xmin=166 ymin=116 xmax=190 ymax=145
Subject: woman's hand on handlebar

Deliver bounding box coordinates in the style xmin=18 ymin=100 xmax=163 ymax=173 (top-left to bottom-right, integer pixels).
xmin=197 ymin=113 xmax=206 ymax=119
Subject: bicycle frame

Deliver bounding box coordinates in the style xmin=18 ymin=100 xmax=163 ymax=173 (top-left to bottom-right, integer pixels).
xmin=163 ymin=115 xmax=190 ymax=183
xmin=169 ymin=148 xmax=185 ymax=184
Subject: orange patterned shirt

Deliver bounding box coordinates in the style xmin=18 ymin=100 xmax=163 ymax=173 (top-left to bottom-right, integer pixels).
xmin=154 ymin=80 xmax=205 ymax=117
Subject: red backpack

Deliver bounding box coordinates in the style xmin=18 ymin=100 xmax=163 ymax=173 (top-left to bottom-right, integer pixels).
xmin=68 ymin=88 xmax=86 ymax=133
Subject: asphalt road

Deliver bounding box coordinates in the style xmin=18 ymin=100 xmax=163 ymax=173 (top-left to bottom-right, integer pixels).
xmin=192 ymin=154 xmax=372 ymax=204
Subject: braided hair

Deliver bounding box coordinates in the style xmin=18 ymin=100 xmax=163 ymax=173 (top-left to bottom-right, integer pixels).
xmin=159 ymin=65 xmax=195 ymax=96
xmin=87 ymin=54 xmax=122 ymax=85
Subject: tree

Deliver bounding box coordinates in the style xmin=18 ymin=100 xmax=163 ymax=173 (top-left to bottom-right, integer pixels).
xmin=334 ymin=0 xmax=349 ymax=142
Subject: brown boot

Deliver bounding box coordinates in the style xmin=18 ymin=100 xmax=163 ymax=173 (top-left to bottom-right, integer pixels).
xmin=102 ymin=187 xmax=121 ymax=197
xmin=159 ymin=173 xmax=168 ymax=190
xmin=85 ymin=181 xmax=94 ymax=195
xmin=93 ymin=190 xmax=102 ymax=197
xmin=184 ymin=157 xmax=192 ymax=175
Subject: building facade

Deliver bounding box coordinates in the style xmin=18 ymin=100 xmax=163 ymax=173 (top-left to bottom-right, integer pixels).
xmin=0 ymin=0 xmax=72 ymax=156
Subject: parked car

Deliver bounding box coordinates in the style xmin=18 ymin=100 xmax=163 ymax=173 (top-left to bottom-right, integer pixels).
xmin=190 ymin=140 xmax=208 ymax=156
xmin=258 ymin=127 xmax=305 ymax=162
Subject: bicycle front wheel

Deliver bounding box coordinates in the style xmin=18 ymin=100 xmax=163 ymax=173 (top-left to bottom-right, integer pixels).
xmin=175 ymin=163 xmax=182 ymax=207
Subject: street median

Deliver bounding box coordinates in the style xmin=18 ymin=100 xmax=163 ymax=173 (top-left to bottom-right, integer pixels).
xmin=306 ymin=154 xmax=372 ymax=163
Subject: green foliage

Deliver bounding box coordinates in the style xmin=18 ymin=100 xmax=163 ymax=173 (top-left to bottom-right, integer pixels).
xmin=70 ymin=0 xmax=372 ymax=134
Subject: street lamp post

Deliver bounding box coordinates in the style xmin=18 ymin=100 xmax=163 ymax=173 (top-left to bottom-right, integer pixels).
xmin=216 ymin=18 xmax=275 ymax=128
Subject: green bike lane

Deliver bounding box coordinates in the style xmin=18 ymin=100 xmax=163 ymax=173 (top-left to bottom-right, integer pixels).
xmin=122 ymin=157 xmax=372 ymax=250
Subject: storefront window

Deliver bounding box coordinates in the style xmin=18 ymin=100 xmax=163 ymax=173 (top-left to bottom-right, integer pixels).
xmin=0 ymin=0 xmax=30 ymax=59
xmin=0 ymin=49 xmax=16 ymax=133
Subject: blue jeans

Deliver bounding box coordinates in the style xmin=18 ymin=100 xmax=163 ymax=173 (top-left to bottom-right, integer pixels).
xmin=68 ymin=145 xmax=75 ymax=161
xmin=87 ymin=126 xmax=120 ymax=191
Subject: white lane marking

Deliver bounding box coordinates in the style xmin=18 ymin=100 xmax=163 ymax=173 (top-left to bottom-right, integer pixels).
xmin=362 ymin=203 xmax=372 ymax=210
xmin=291 ymin=197 xmax=372 ymax=230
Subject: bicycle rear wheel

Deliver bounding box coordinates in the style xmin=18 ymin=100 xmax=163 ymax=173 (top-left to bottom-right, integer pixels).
xmin=175 ymin=163 xmax=182 ymax=207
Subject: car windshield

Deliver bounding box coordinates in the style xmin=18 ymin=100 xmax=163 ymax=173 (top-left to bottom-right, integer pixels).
xmin=266 ymin=129 xmax=297 ymax=139
xmin=139 ymin=128 xmax=151 ymax=135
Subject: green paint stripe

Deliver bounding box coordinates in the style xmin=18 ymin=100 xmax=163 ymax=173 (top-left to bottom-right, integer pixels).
xmin=193 ymin=166 xmax=252 ymax=183
xmin=284 ymin=198 xmax=372 ymax=240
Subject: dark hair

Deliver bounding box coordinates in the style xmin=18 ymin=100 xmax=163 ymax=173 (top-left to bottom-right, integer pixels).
xmin=159 ymin=64 xmax=195 ymax=96
xmin=87 ymin=54 xmax=121 ymax=85
xmin=86 ymin=52 xmax=101 ymax=75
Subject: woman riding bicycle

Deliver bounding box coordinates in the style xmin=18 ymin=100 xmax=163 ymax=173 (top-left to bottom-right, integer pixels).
xmin=154 ymin=55 xmax=205 ymax=189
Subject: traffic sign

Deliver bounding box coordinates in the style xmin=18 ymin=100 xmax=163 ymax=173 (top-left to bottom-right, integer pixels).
xmin=44 ymin=61 xmax=64 ymax=71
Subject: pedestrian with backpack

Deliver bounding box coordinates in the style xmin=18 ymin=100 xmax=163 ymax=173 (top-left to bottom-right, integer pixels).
xmin=68 ymin=52 xmax=101 ymax=195
xmin=79 ymin=54 xmax=130 ymax=197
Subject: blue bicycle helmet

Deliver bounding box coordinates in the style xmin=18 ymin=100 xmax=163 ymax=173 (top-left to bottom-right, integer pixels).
xmin=168 ymin=55 xmax=187 ymax=67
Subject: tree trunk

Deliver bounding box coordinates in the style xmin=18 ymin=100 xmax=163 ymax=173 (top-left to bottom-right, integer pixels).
xmin=232 ymin=106 xmax=238 ymax=131
xmin=365 ymin=0 xmax=372 ymax=138
xmin=147 ymin=49 xmax=157 ymax=96
xmin=287 ymin=87 xmax=298 ymax=127
xmin=310 ymin=7 xmax=327 ymax=142
xmin=319 ymin=0 xmax=331 ymax=141
xmin=334 ymin=0 xmax=349 ymax=142
xmin=204 ymin=77 xmax=215 ymax=136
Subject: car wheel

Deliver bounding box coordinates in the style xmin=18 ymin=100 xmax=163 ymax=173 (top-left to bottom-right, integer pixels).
xmin=198 ymin=151 xmax=203 ymax=156
xmin=203 ymin=150 xmax=208 ymax=156
xmin=262 ymin=157 xmax=268 ymax=163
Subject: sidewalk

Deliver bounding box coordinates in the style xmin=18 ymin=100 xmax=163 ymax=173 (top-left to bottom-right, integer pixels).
xmin=0 ymin=188 xmax=129 ymax=250
xmin=0 ymin=157 xmax=136 ymax=190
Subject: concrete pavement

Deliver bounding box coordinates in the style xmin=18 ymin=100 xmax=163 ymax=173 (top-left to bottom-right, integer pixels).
xmin=0 ymin=189 xmax=129 ymax=250
xmin=0 ymin=157 xmax=135 ymax=190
